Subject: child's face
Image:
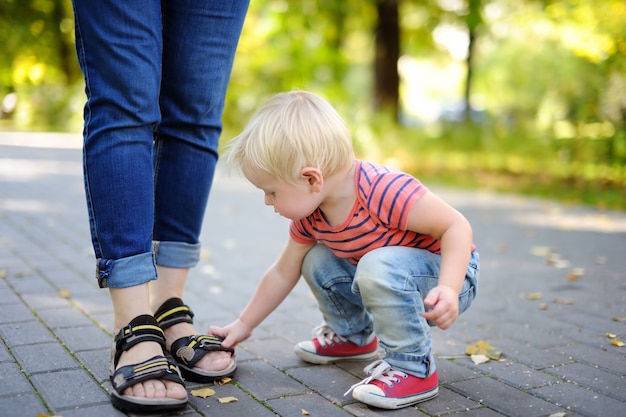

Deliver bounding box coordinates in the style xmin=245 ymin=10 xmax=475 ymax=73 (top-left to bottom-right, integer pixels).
xmin=246 ymin=168 xmax=321 ymax=221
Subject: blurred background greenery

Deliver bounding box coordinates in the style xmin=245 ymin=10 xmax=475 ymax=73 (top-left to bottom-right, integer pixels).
xmin=1 ymin=0 xmax=624 ymax=210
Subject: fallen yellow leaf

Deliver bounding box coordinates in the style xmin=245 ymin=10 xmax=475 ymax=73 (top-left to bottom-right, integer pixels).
xmin=613 ymin=317 xmax=626 ymax=322
xmin=606 ymin=333 xmax=617 ymax=339
xmin=554 ymin=297 xmax=575 ymax=305
xmin=190 ymin=388 xmax=216 ymax=398
xmin=465 ymin=340 xmax=502 ymax=360
xmin=213 ymin=376 xmax=232 ymax=385
xmin=218 ymin=396 xmax=239 ymax=404
xmin=58 ymin=289 xmax=71 ymax=298
xmin=539 ymin=303 xmax=549 ymax=310
xmin=566 ymin=268 xmax=584 ymax=281
xmin=611 ymin=339 xmax=625 ymax=347
xmin=527 ymin=292 xmax=543 ymax=300
xmin=301 ymin=409 xmax=311 ymax=415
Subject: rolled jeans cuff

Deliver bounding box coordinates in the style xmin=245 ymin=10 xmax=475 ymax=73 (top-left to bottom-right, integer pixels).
xmin=153 ymin=240 xmax=200 ymax=269
xmin=96 ymin=252 xmax=157 ymax=289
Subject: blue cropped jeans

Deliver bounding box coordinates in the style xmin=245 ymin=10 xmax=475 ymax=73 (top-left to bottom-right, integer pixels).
xmin=72 ymin=0 xmax=249 ymax=288
xmin=301 ymin=244 xmax=479 ymax=378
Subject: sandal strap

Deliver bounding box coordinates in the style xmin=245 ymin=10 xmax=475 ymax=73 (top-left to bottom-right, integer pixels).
xmin=171 ymin=335 xmax=234 ymax=368
xmin=113 ymin=315 xmax=166 ymax=367
xmin=110 ymin=355 xmax=185 ymax=394
xmin=154 ymin=297 xmax=194 ymax=330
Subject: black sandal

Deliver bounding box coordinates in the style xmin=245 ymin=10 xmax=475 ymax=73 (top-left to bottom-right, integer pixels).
xmin=155 ymin=298 xmax=237 ymax=382
xmin=109 ymin=314 xmax=188 ymax=413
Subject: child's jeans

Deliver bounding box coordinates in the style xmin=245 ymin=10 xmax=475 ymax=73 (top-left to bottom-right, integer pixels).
xmin=301 ymin=244 xmax=479 ymax=378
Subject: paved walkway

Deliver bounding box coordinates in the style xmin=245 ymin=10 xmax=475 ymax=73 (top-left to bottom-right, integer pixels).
xmin=0 ymin=132 xmax=625 ymax=417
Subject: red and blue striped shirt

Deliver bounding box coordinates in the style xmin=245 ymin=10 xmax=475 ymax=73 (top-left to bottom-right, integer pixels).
xmin=289 ymin=160 xmax=442 ymax=264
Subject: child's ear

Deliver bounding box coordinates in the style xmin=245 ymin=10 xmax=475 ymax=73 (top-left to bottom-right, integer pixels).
xmin=300 ymin=167 xmax=324 ymax=192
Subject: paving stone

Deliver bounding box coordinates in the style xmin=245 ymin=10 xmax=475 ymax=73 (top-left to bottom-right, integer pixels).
xmin=529 ymin=381 xmax=626 ymax=417
xmin=0 ymin=301 xmax=34 ymax=324
xmin=449 ymin=376 xmax=565 ymax=417
xmin=267 ymin=391 xmax=356 ymax=417
xmin=235 ymin=359 xmax=309 ymax=400
xmin=36 ymin=305 xmax=95 ymax=329
xmin=486 ymin=337 xmax=575 ymax=370
xmin=12 ymin=341 xmax=80 ymax=374
xmin=55 ymin=402 xmax=127 ymax=417
xmin=548 ymin=341 xmax=626 ymax=375
xmin=0 ymin=343 xmax=11 ymax=362
xmin=242 ymin=334 xmax=305 ymax=370
xmin=74 ymin=348 xmax=111 ymax=383
xmin=435 ymin=358 xmax=482 ymax=383
xmin=0 ymin=393 xmax=48 ymax=417
xmin=0 ymin=288 xmax=21 ymax=305
xmin=30 ymin=368 xmax=109 ymax=410
xmin=187 ymin=381 xmax=276 ymax=417
xmin=426 ymin=407 xmax=509 ymax=417
xmin=0 ymin=361 xmax=35 ymax=396
xmin=71 ymin=293 xmax=115 ymax=315
xmin=344 ymin=401 xmax=430 ymax=416
xmin=89 ymin=311 xmax=115 ymax=333
xmin=458 ymin=357 xmax=559 ymax=389
xmin=55 ymin=325 xmax=111 ymax=352
xmin=21 ymin=291 xmax=74 ymax=310
xmin=5 ymin=273 xmax=56 ymax=295
xmin=417 ymin=386 xmax=482 ymax=415
xmin=549 ymin=362 xmax=626 ymax=402
xmin=47 ymin=274 xmax=102 ymax=297
xmin=0 ymin=320 xmax=56 ymax=346
xmin=287 ymin=364 xmax=362 ymax=406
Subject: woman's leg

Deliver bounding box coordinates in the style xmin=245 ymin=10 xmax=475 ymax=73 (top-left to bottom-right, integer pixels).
xmin=148 ymin=0 xmax=249 ymax=370
xmin=72 ymin=0 xmax=184 ymax=400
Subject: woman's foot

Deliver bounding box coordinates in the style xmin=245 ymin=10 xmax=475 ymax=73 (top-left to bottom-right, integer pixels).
xmin=109 ymin=313 xmax=188 ymax=412
xmin=109 ymin=286 xmax=188 ymax=411
xmin=163 ymin=321 xmax=234 ymax=372
xmin=150 ymin=267 xmax=236 ymax=380
xmin=115 ymin=340 xmax=187 ymax=400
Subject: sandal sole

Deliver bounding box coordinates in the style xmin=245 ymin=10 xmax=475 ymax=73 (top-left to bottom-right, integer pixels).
xmin=179 ymin=359 xmax=237 ymax=383
xmin=110 ymin=391 xmax=187 ymax=413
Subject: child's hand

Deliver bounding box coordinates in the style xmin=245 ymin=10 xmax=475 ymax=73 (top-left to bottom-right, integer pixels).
xmin=422 ymin=285 xmax=459 ymax=330
xmin=208 ymin=318 xmax=254 ymax=349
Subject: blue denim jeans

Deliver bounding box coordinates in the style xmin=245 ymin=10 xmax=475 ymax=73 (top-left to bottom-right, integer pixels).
xmin=72 ymin=0 xmax=249 ymax=288
xmin=301 ymin=244 xmax=479 ymax=378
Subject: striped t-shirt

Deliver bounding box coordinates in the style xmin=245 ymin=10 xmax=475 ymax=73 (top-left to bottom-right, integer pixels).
xmin=289 ymin=160 xmax=441 ymax=264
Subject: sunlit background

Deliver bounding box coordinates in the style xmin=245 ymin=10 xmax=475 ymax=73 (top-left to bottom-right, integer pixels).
xmin=1 ymin=0 xmax=624 ymax=209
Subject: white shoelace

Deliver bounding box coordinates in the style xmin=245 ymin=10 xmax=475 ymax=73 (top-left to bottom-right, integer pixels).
xmin=344 ymin=359 xmax=407 ymax=396
xmin=311 ymin=323 xmax=347 ymax=347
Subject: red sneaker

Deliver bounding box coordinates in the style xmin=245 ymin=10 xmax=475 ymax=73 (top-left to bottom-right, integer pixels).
xmin=346 ymin=360 xmax=439 ymax=409
xmin=294 ymin=324 xmax=379 ymax=365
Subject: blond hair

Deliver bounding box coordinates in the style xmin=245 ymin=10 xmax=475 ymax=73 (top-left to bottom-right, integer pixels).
xmin=225 ymin=90 xmax=354 ymax=183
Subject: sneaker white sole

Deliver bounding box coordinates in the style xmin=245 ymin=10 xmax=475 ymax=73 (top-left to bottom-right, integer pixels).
xmin=293 ymin=343 xmax=380 ymax=365
xmin=352 ymin=385 xmax=439 ymax=409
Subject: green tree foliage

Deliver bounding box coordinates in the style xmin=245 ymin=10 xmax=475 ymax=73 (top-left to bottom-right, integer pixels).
xmin=0 ymin=0 xmax=81 ymax=130
xmin=224 ymin=0 xmax=377 ymax=131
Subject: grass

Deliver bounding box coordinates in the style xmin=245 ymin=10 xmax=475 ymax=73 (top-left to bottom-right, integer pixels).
xmin=353 ymin=119 xmax=626 ymax=212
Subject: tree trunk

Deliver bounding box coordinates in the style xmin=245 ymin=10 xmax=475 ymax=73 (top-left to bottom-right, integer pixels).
xmin=463 ymin=0 xmax=482 ymax=122
xmin=374 ymin=0 xmax=400 ymax=120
